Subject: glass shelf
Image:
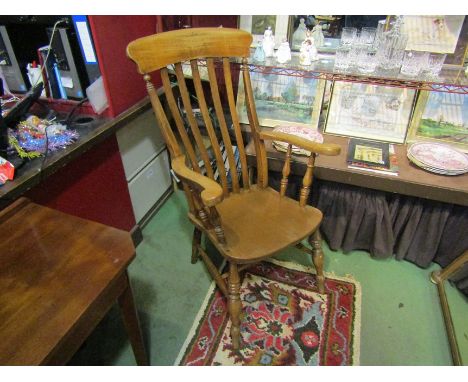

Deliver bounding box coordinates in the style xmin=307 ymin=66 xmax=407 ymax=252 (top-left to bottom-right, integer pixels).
xmin=234 ymin=51 xmax=468 ymax=94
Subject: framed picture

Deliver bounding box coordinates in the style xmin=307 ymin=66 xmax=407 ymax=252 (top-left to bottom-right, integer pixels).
xmin=401 ymin=15 xmax=465 ymax=55
xmin=324 ymin=81 xmax=417 ymax=143
xmin=288 ymin=15 xmax=343 ymax=52
xmin=407 ymin=89 xmax=468 ymax=152
xmin=444 ymin=16 xmax=468 ymax=66
xmin=236 ymin=68 xmax=326 ymax=129
xmin=239 ymin=15 xmax=289 ymax=48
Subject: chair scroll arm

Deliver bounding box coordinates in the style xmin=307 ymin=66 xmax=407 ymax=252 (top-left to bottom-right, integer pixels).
xmin=258 ymin=130 xmax=341 ymax=156
xmin=171 ymin=155 xmax=224 ymax=207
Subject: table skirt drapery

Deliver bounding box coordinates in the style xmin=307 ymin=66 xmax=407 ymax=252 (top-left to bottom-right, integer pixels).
xmin=268 ymin=173 xmax=468 ymax=296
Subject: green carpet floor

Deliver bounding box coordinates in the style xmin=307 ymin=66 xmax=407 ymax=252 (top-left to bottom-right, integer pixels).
xmin=69 ymin=190 xmax=468 ymax=366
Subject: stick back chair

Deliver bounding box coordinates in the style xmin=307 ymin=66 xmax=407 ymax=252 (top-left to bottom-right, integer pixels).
xmin=127 ymin=27 xmax=341 ymax=350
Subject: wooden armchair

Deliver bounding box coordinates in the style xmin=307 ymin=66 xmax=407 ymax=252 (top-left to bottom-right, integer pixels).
xmin=127 ymin=28 xmax=340 ymax=350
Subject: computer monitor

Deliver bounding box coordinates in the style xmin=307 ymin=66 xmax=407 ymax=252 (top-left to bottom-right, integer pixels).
xmin=3 ymin=82 xmax=44 ymax=128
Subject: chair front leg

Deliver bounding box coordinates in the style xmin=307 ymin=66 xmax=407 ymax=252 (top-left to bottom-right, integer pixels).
xmin=309 ymin=229 xmax=325 ymax=294
xmin=228 ymin=262 xmax=242 ymax=350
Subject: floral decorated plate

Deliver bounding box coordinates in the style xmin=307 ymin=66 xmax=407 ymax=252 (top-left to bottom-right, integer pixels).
xmin=407 ymin=142 xmax=468 ymax=175
xmin=272 ymin=125 xmax=324 ymax=156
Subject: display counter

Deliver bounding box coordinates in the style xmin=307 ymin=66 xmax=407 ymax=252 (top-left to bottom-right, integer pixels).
xmin=0 ymin=97 xmax=152 ymax=204
xmin=244 ymin=131 xmax=468 ymax=206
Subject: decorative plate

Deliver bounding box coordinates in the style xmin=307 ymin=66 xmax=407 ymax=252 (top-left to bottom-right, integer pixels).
xmin=272 ymin=125 xmax=324 ymax=156
xmin=407 ymin=142 xmax=468 ymax=175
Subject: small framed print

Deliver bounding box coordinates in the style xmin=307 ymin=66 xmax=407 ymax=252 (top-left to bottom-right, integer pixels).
xmin=401 ymin=15 xmax=465 ymax=54
xmin=236 ymin=68 xmax=326 ymax=129
xmin=238 ymin=15 xmax=289 ymax=48
xmin=444 ymin=16 xmax=468 ymax=66
xmin=324 ymin=81 xmax=417 ymax=143
xmin=407 ymin=89 xmax=468 ymax=152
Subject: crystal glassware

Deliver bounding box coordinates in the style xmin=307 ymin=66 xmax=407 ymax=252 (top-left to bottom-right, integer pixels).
xmin=425 ymin=53 xmax=447 ymax=76
xmin=400 ymin=51 xmax=429 ymax=77
xmin=358 ymin=27 xmax=377 ymax=46
xmin=334 ymin=45 xmax=352 ymax=70
xmin=340 ymin=27 xmax=357 ymax=46
xmin=374 ymin=19 xmax=387 ymax=49
xmin=376 ymin=31 xmax=408 ymax=71
xmin=356 ymin=46 xmax=378 ymax=74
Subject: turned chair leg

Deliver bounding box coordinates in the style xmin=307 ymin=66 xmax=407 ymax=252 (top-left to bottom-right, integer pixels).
xmin=191 ymin=227 xmax=202 ymax=264
xmin=228 ymin=262 xmax=242 ymax=350
xmin=309 ymin=229 xmax=325 ymax=294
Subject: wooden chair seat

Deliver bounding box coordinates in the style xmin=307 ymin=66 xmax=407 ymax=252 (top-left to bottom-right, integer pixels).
xmin=0 ymin=198 xmax=148 ymax=365
xmin=214 ymin=186 xmax=322 ymax=262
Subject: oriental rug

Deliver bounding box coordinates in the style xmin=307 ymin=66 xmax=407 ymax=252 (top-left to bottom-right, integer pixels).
xmin=176 ymin=259 xmax=361 ymax=366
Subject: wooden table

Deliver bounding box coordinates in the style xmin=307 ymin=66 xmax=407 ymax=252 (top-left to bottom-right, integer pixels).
xmin=0 ymin=198 xmax=148 ymax=365
xmin=245 ymin=133 xmax=468 ymax=206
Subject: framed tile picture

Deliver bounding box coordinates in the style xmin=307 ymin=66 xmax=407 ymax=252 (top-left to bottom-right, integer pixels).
xmin=407 ymin=89 xmax=468 ymax=152
xmin=402 ymin=15 xmax=465 ymax=55
xmin=324 ymin=81 xmax=417 ymax=143
xmin=239 ymin=15 xmax=289 ymax=48
xmin=236 ymin=68 xmax=326 ymax=129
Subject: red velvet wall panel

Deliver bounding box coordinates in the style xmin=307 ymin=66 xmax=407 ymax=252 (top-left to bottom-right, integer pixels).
xmin=26 ymin=135 xmax=136 ymax=231
xmin=88 ymin=16 xmax=159 ymax=117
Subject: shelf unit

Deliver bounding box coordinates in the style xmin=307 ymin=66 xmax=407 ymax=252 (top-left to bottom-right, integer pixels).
xmin=242 ymin=55 xmax=468 ymax=94
xmin=203 ymin=51 xmax=468 ymax=94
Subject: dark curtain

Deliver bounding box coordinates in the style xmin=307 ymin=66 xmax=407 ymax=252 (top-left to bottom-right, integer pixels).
xmin=268 ymin=174 xmax=468 ymax=295
xmin=312 ymin=181 xmax=394 ymax=258
xmin=311 ymin=179 xmax=468 ymax=296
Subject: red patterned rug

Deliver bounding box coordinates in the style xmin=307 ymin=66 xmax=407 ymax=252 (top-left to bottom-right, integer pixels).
xmin=176 ymin=259 xmax=361 ymax=366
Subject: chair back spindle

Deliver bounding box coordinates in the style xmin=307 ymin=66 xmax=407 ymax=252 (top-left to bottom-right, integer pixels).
xmin=241 ymin=57 xmax=268 ymax=188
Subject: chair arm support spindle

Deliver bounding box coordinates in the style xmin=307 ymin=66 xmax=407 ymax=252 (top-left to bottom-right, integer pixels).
xmin=300 ymin=154 xmax=315 ymax=207
xmin=281 ymin=144 xmax=292 ymax=197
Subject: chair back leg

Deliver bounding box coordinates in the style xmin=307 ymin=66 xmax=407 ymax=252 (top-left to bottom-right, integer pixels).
xmin=309 ymin=229 xmax=325 ymax=294
xmin=191 ymin=227 xmax=202 ymax=264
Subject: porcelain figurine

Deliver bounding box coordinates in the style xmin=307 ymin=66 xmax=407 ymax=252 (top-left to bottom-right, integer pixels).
xmin=311 ymin=24 xmax=325 ymax=48
xmin=253 ymin=41 xmax=266 ymax=62
xmin=262 ymin=26 xmax=275 ymax=57
xmin=299 ymin=42 xmax=312 ymax=65
xmin=276 ymin=40 xmax=291 ymax=64
xmin=300 ymin=32 xmax=319 ymax=64
xmin=292 ymin=18 xmax=308 ymax=50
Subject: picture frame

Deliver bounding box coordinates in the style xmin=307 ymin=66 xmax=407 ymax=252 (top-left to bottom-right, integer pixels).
xmin=444 ymin=16 xmax=468 ymax=67
xmin=238 ymin=15 xmax=289 ymax=48
xmin=288 ymin=15 xmax=343 ymax=52
xmin=407 ymin=89 xmax=468 ymax=152
xmin=324 ymin=81 xmax=417 ymax=143
xmin=236 ymin=68 xmax=326 ymax=129
xmin=401 ymin=15 xmax=466 ymax=55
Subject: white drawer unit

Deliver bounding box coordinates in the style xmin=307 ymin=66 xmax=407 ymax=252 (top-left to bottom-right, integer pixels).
xmin=128 ymin=149 xmax=172 ymax=224
xmin=116 ymin=108 xmax=166 ymax=182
